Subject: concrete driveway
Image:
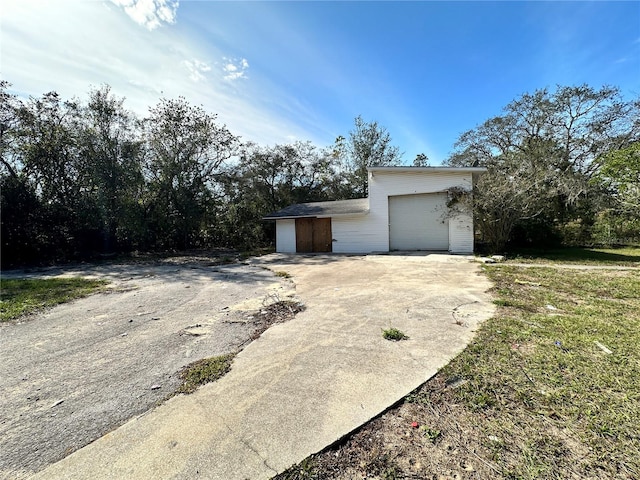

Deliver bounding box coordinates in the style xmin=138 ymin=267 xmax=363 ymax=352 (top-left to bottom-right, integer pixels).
xmin=31 ymin=253 xmax=494 ymax=480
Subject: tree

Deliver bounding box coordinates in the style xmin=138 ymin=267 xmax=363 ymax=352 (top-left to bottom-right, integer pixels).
xmin=592 ymin=142 xmax=640 ymax=243
xmin=215 ymin=141 xmax=336 ymax=248
xmin=334 ymin=115 xmax=403 ymax=197
xmin=144 ymin=97 xmax=239 ymax=249
xmin=598 ymin=142 xmax=640 ymax=210
xmin=447 ymin=85 xmax=640 ymax=250
xmin=14 ymin=91 xmax=83 ymax=209
xmin=0 ymin=173 xmax=43 ymax=266
xmin=9 ymin=90 xmax=95 ymax=260
xmin=1 ymin=83 xmax=89 ymax=265
xmin=79 ymin=85 xmax=145 ymax=251
xmin=0 ymin=82 xmax=32 ymax=265
xmin=0 ymin=80 xmax=21 ymax=180
xmin=3 ymin=85 xmax=269 ymax=264
xmin=413 ymin=153 xmax=429 ymax=167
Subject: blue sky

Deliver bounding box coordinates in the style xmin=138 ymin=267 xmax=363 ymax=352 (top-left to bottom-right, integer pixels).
xmin=2 ymin=1 xmax=639 ymax=164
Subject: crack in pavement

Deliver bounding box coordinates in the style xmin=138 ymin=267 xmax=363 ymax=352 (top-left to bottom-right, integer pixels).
xmin=218 ymin=413 xmax=279 ymax=475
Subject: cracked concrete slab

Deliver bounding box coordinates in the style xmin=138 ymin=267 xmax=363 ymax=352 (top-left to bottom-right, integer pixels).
xmin=32 ymin=253 xmax=494 ymax=479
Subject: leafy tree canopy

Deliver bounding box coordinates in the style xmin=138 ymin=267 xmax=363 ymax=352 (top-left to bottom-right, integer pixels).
xmin=334 ymin=115 xmax=403 ymax=197
xmin=447 ymin=84 xmax=640 ymax=250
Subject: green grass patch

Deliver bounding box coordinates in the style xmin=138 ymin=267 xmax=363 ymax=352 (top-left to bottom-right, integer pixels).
xmin=420 ymin=426 xmax=442 ymax=443
xmin=508 ymin=245 xmax=640 ymax=265
xmin=238 ymin=247 xmax=276 ymax=260
xmin=382 ymin=327 xmax=409 ymax=341
xmin=274 ymin=271 xmax=291 ymax=278
xmin=176 ymin=353 xmax=236 ymax=394
xmin=425 ymin=264 xmax=640 ymax=478
xmin=0 ymin=277 xmax=108 ymax=322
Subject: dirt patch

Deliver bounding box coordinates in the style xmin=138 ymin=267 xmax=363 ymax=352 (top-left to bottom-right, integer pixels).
xmin=0 ymin=256 xmax=296 ymax=479
xmin=276 ymin=375 xmax=502 ymax=480
xmin=247 ymin=300 xmax=306 ymax=342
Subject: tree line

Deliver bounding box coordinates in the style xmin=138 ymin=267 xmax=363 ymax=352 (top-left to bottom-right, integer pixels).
xmin=447 ymin=85 xmax=639 ymax=250
xmin=0 ymin=82 xmax=403 ymax=267
xmin=1 ymin=81 xmax=638 ymax=267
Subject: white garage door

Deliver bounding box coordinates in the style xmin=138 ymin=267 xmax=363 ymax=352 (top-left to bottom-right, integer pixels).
xmin=389 ymin=193 xmax=449 ymax=250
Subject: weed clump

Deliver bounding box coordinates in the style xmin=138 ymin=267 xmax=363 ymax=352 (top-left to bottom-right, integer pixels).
xmin=177 ymin=353 xmax=235 ymax=394
xmin=382 ymin=327 xmax=408 ymax=341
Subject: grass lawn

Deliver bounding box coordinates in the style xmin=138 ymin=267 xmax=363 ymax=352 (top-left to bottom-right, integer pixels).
xmin=0 ymin=277 xmax=108 ymax=322
xmin=507 ymin=245 xmax=640 ymax=265
xmin=275 ymin=255 xmax=640 ymax=479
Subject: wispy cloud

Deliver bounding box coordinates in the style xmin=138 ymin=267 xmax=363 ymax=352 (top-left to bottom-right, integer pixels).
xmin=184 ymin=59 xmax=211 ymax=82
xmin=222 ymin=57 xmax=249 ymax=81
xmin=1 ymin=1 xmax=322 ymax=148
xmin=110 ymin=0 xmax=179 ymax=30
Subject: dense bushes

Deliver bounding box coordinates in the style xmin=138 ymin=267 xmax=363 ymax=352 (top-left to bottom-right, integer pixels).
xmin=1 ymin=83 xmax=403 ymax=267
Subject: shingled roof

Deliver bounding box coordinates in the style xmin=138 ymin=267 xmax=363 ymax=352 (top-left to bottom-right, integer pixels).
xmin=263 ymin=198 xmax=369 ymax=220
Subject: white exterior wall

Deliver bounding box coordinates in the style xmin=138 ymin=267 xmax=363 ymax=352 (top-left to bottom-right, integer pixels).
xmin=329 ymin=171 xmax=474 ymax=253
xmin=366 ymin=170 xmax=473 ymax=252
xmin=275 ymin=219 xmax=296 ymax=253
xmin=274 ymin=170 xmax=476 ymax=254
xmin=448 ymin=214 xmax=474 ymax=253
xmin=331 ymin=214 xmax=383 ymax=253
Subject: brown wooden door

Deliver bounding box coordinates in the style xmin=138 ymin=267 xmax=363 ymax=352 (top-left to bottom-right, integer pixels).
xmin=312 ymin=218 xmax=332 ymax=252
xmin=295 ymin=218 xmax=332 ymax=253
xmin=295 ymin=218 xmax=314 ymax=253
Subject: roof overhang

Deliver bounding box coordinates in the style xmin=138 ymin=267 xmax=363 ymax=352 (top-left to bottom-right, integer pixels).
xmin=368 ymin=166 xmax=487 ymax=174
xmin=263 ymin=198 xmax=369 ymax=221
xmin=263 ymin=211 xmax=369 ymax=220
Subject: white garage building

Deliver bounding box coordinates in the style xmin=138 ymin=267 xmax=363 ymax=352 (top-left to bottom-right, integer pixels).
xmin=263 ymin=166 xmax=486 ymax=254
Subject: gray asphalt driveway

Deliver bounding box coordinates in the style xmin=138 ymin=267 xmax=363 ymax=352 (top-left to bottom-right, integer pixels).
xmin=1 ymin=258 xmax=292 ymax=479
